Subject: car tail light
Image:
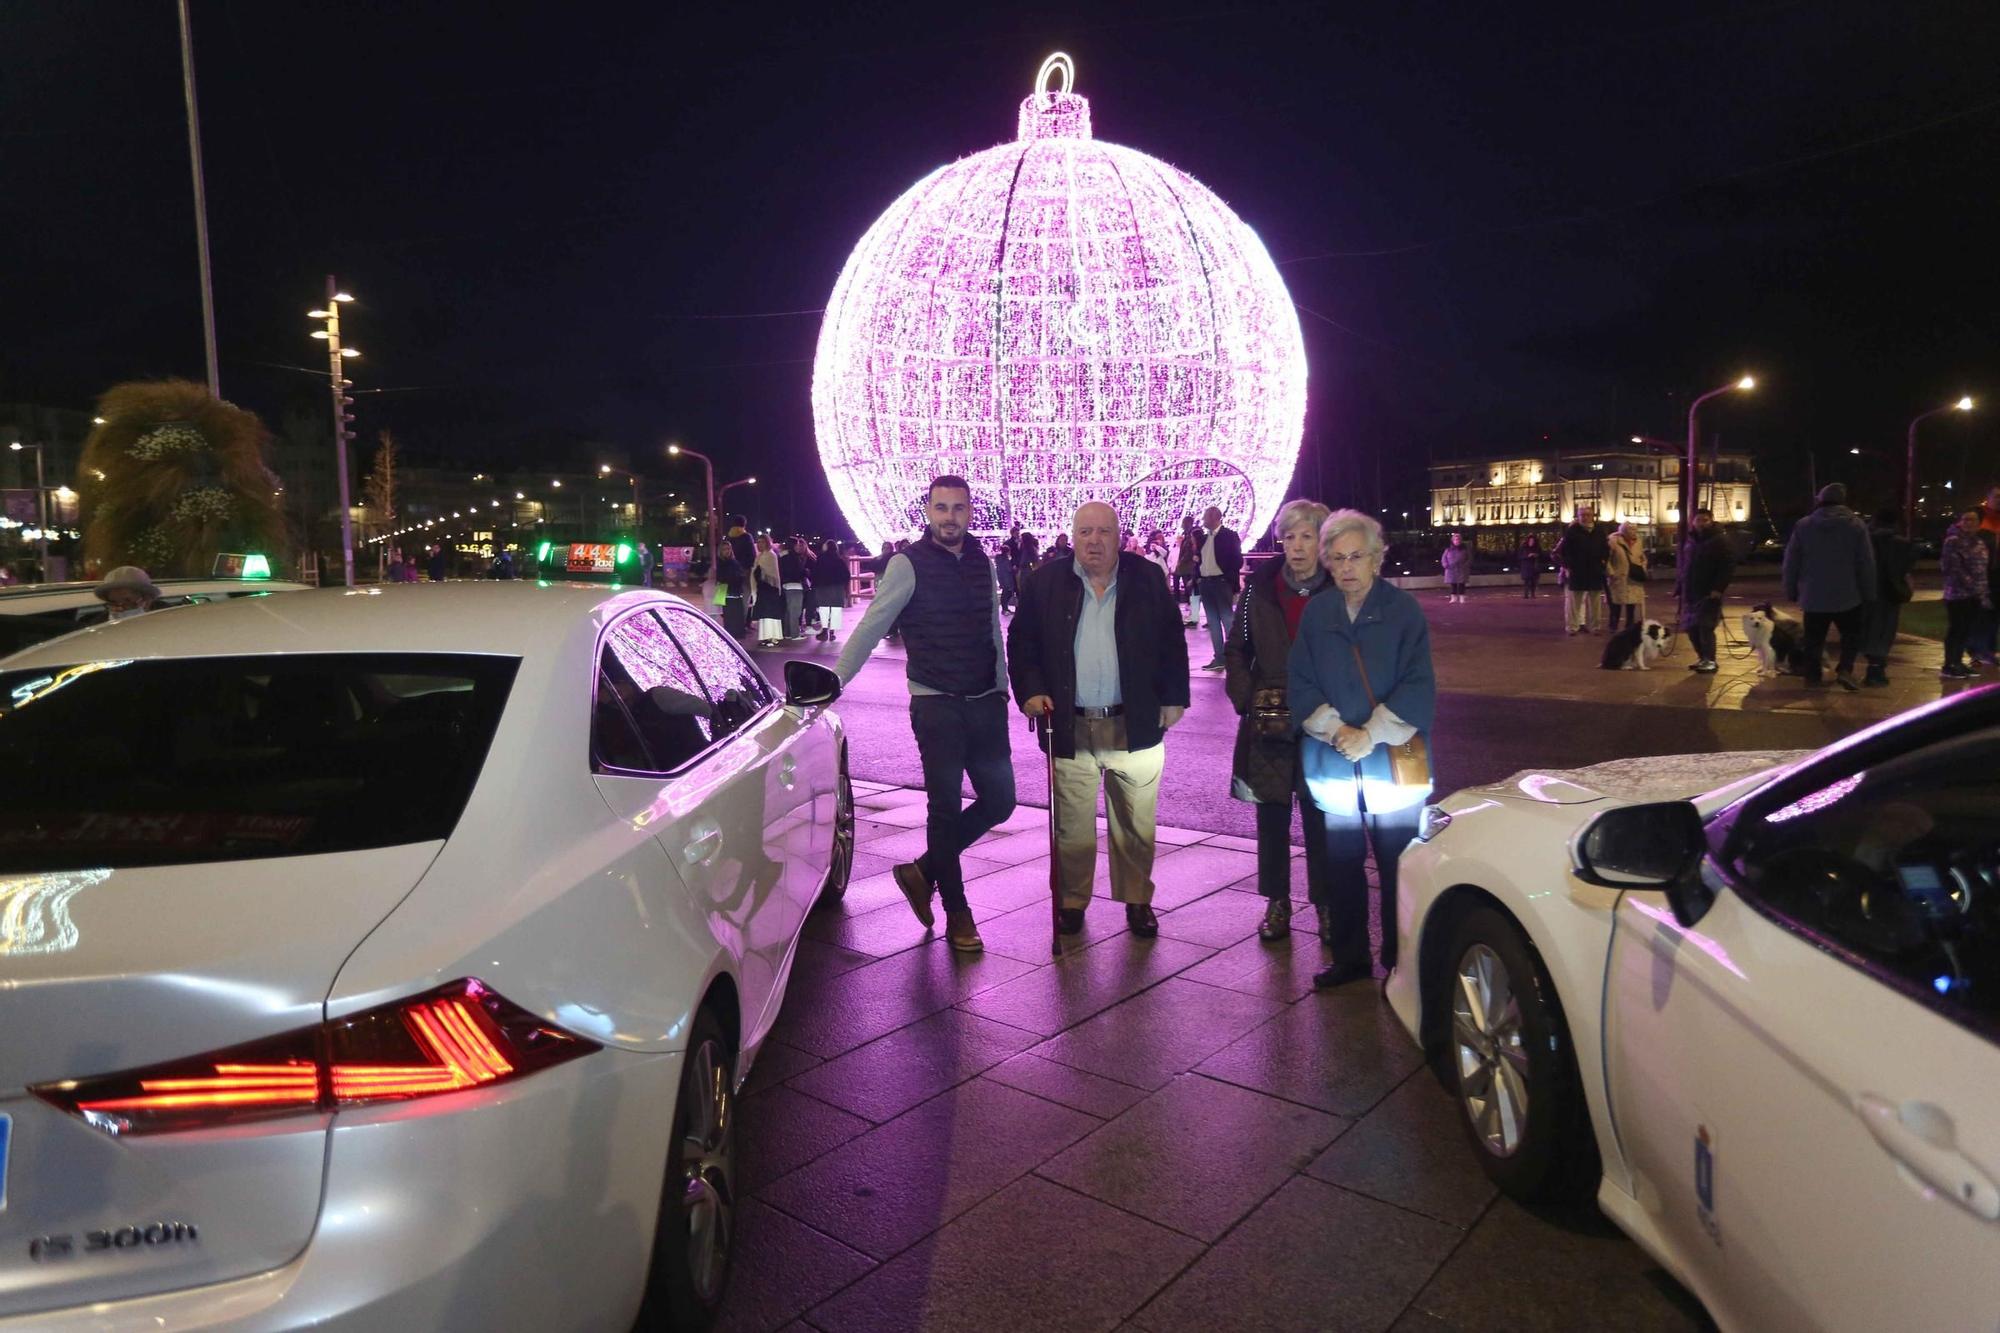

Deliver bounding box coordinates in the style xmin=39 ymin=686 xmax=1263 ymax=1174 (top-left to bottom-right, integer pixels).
xmin=34 ymin=979 xmax=597 ymax=1136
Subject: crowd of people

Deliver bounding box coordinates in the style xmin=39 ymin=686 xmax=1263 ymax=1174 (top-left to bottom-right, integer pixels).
xmin=828 ymin=475 xmax=1436 ymax=990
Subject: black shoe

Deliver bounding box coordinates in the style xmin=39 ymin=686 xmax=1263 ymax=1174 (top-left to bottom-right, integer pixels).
xmin=1125 ymin=903 xmax=1159 ymax=938
xmin=1862 ymin=670 xmax=1889 ymax=687
xmin=1315 ymin=905 xmax=1333 ymax=941
xmin=1057 ymin=907 xmax=1086 ymax=935
xmin=1835 ymin=673 xmax=1860 ymax=692
xmin=1942 ymin=665 xmax=1974 ymax=679
xmin=1257 ymin=898 xmax=1292 ymax=941
xmin=1803 ymin=676 xmax=1828 ymax=689
xmin=1312 ymin=961 xmax=1371 ymax=990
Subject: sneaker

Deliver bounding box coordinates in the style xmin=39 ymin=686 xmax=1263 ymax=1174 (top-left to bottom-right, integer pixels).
xmin=892 ymin=861 xmax=936 ymax=929
xmin=1201 ymin=660 xmax=1225 ymax=672
xmin=1942 ymin=664 xmax=1974 ymax=679
xmin=945 ymin=909 xmax=983 ymax=953
xmin=1691 ymin=660 xmax=1718 ymax=674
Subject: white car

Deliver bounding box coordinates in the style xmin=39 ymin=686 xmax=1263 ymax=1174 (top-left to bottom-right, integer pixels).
xmin=0 ymin=583 xmax=855 ymax=1330
xmin=0 ymin=578 xmax=314 ymax=657
xmin=1389 ymin=689 xmax=2000 ymax=1331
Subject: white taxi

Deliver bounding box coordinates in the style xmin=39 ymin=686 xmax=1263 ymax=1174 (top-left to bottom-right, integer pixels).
xmin=1390 ymin=688 xmax=2000 ymax=1332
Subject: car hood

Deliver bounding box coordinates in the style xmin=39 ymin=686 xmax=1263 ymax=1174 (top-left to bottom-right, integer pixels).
xmin=1476 ymin=750 xmax=1812 ymax=809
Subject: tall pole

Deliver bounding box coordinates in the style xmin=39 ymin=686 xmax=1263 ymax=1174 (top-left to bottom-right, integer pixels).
xmin=176 ymin=0 xmax=220 ymax=397
xmin=32 ymin=445 xmax=47 ymax=582
xmin=1905 ymin=400 xmax=1975 ymax=538
xmin=323 ymin=277 xmax=356 ymax=587
xmin=1685 ymin=378 xmax=1751 ymax=547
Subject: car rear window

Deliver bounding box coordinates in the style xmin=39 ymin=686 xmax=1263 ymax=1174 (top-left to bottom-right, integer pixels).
xmin=0 ymin=654 xmax=518 ymax=871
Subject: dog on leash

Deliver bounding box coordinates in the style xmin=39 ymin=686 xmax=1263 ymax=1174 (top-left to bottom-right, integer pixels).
xmin=1601 ymin=619 xmax=1675 ymax=670
xmin=1742 ymin=604 xmax=1812 ymax=675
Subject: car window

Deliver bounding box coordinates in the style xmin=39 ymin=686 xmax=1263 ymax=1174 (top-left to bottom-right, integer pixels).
xmin=1726 ymin=731 xmax=2000 ymax=1040
xmin=0 ymin=654 xmax=516 ymax=871
xmin=661 ymin=607 xmax=773 ymax=740
xmin=594 ymin=611 xmax=715 ymax=774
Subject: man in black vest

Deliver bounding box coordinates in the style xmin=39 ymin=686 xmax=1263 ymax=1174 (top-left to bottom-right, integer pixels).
xmin=1010 ymin=501 xmax=1190 ymax=937
xmin=835 ymin=476 xmax=1012 ymax=952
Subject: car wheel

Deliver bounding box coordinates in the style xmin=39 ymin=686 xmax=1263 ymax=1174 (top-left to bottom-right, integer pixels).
xmin=637 ymin=1008 xmax=736 ymax=1330
xmin=816 ymin=749 xmax=855 ymax=909
xmin=1440 ymin=905 xmax=1598 ymax=1201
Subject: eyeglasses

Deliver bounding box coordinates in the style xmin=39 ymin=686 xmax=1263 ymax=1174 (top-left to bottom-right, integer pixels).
xmin=1325 ymin=552 xmax=1373 ymax=566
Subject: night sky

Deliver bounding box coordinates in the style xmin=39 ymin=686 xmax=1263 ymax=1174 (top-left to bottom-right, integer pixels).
xmin=7 ymin=0 xmax=1999 ymax=534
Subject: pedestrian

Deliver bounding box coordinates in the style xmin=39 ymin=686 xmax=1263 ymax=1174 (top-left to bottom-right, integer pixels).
xmin=1174 ymin=518 xmax=1201 ymax=624
xmin=994 ymin=539 xmax=1017 ymax=615
xmin=1142 ymin=528 xmax=1172 ymax=581
xmin=1678 ymin=507 xmax=1733 ymax=674
xmin=637 ymin=540 xmax=655 ymax=588
xmin=834 ymin=476 xmax=1013 ymax=951
xmin=1975 ymin=486 xmax=2000 ymax=666
xmin=386 ymin=549 xmax=406 ymax=583
xmin=752 ymin=534 xmax=785 ymax=647
xmin=489 ymin=551 xmax=516 ymax=579
xmin=427 ymin=544 xmax=448 ymax=582
xmin=1861 ymin=508 xmax=1914 ymax=687
xmin=1195 ymin=505 xmax=1243 ymax=670
xmin=1553 ymin=504 xmax=1607 ymax=633
xmin=813 ymin=538 xmax=850 ymax=641
xmin=1009 ymin=500 xmax=1189 ymax=939
xmin=1017 ymin=529 xmax=1041 ymax=571
xmin=1940 ymin=510 xmax=1990 ymax=679
xmin=1226 ymin=499 xmax=1337 ymax=941
xmin=1048 ymin=532 xmax=1072 ymax=566
xmin=720 ymin=515 xmax=755 ymax=636
xmin=1287 ymin=509 xmax=1436 ymax=989
xmin=92 ymin=565 xmax=162 ymax=622
xmin=1781 ymin=483 xmax=1876 ymax=690
xmin=1439 ymin=531 xmax=1470 ymax=603
xmin=1517 ymin=534 xmax=1544 ymax=598
xmin=1605 ymin=523 xmax=1647 ymax=631
xmin=780 ymin=536 xmax=811 ymax=640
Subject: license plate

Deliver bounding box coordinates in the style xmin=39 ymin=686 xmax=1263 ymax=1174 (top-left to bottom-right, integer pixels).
xmin=0 ymin=1112 xmax=10 ymax=1212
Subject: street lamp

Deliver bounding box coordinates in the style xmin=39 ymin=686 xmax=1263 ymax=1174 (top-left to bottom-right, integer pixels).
xmin=1684 ymin=376 xmax=1755 ymax=545
xmin=1905 ymin=396 xmax=1975 ymax=537
xmin=8 ymin=441 xmax=46 ymax=581
xmin=599 ymin=463 xmax=643 ymax=527
xmin=308 ymin=277 xmax=360 ymax=587
xmin=667 ymin=443 xmax=720 ymax=593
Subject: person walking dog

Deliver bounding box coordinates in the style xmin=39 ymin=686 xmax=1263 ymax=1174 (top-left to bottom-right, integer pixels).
xmin=1605 ymin=523 xmax=1647 ymax=632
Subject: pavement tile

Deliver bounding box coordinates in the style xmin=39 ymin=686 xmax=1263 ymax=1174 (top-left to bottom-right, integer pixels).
xmin=1152 ymin=887 xmax=1268 ymax=949
xmin=854 ymin=786 xmax=929 ymax=810
xmin=1038 ymin=1073 xmax=1344 ymax=1241
xmin=714 ymin=1199 xmax=876 ymax=1333
xmin=849 ymin=825 xmax=941 ymax=862
xmin=800 ymin=894 xmax=1007 ymax=959
xmin=844 ymin=849 xmax=900 ymax=889
xmin=773 ymin=942 xmax=1036 ymax=1058
xmin=856 ymin=800 xmax=934 ymax=828
xmin=743 ymin=1037 xmax=821 ymax=1096
xmin=737 ymin=1085 xmax=874 ymax=1193
xmin=1201 ymin=832 xmax=1261 ymax=853
xmin=1144 ymin=843 xmax=1261 ymax=909
xmin=1408 ymin=1196 xmax=1712 ymax=1331
xmin=785 ymin=938 xmax=877 ymax=992
xmin=953 ymin=827 xmax=1056 ymax=866
xmin=760 ymin=1078 xmax=1098 ymax=1261
xmin=960 ymin=859 xmax=1065 ymax=912
xmin=980 ymin=1052 xmax=1150 ymax=1120
xmin=973 ymin=803 xmax=1055 ymax=836
xmin=1306 ymin=1070 xmax=1497 ymax=1228
xmin=1132 ymin=1176 xmax=1460 ymax=1333
xmin=807 ymin=1174 xmax=1202 ymax=1333
xmin=962 ymin=899 xmax=1093 ymax=962
xmin=787 ymin=1007 xmax=1042 ymax=1123
xmin=820 ymin=868 xmax=915 ymax=919
xmin=1196 ymin=988 xmax=1426 ymax=1117
xmin=1030 ymin=977 xmax=1286 ymax=1089
xmin=957 ymin=935 xmax=1216 ymax=1037
xmin=1153 ymin=823 xmax=1211 ymax=846
xmin=1174 ymin=920 xmax=1326 ymax=1001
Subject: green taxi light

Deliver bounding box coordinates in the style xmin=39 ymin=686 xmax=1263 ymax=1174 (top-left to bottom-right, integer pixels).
xmin=537 ymin=542 xmax=553 ymax=561
xmin=242 ymin=553 xmax=271 ymax=579
xmin=615 ymin=544 xmax=633 ymax=564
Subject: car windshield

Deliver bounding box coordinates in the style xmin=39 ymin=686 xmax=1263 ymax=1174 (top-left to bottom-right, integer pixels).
xmin=0 ymin=653 xmax=518 ymax=871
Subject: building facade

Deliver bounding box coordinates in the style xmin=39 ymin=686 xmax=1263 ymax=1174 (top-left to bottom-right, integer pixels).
xmin=1429 ymin=446 xmax=1755 ymax=541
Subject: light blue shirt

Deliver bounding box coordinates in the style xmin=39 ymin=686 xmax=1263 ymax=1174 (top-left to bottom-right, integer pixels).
xmin=1072 ymin=557 xmax=1122 ymax=708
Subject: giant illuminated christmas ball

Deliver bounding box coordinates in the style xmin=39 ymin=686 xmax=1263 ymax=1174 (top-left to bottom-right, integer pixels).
xmin=813 ymin=53 xmax=1306 ymax=548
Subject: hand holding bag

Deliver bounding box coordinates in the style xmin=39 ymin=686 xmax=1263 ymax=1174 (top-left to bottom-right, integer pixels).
xmin=1349 ymin=643 xmax=1431 ymax=792
xmin=1249 ymin=687 xmax=1292 ymax=739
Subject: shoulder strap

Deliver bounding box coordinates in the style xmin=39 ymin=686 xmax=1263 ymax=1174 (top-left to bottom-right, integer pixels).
xmin=1349 ymin=641 xmax=1379 ymax=711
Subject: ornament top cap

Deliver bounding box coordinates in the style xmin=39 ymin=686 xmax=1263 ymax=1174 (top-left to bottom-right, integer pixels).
xmin=1018 ymin=52 xmax=1091 ymax=142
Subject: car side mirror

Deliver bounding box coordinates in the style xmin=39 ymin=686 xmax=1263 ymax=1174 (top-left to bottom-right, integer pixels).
xmin=1573 ymin=801 xmax=1712 ymax=923
xmin=783 ymin=660 xmax=842 ymax=709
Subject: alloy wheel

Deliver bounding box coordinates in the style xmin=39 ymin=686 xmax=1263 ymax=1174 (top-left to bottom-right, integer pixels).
xmin=678 ymin=1037 xmax=735 ymax=1304
xmin=1452 ymin=942 xmax=1531 ymax=1157
xmin=830 ymin=764 xmax=855 ymax=888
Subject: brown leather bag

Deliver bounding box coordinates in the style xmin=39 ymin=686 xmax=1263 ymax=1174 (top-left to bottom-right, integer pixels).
xmin=1249 ymin=687 xmax=1291 ymax=739
xmin=1350 ymin=643 xmax=1430 ymax=790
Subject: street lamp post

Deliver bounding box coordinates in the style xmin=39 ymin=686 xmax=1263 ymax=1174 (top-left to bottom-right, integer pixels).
xmin=599 ymin=464 xmax=643 ymax=528
xmin=666 ymin=443 xmax=719 ymax=588
xmin=8 ymin=442 xmax=46 ymax=582
xmin=1684 ymin=376 xmax=1755 ymax=543
xmin=308 ymin=279 xmax=360 ymax=587
xmin=1905 ymin=397 xmax=1975 ymax=537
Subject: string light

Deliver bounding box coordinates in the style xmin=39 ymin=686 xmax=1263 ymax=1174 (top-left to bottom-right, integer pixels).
xmin=812 ymin=53 xmax=1306 ymax=548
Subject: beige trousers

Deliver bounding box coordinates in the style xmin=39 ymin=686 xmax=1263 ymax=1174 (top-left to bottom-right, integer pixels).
xmin=1053 ymin=716 xmax=1165 ymax=908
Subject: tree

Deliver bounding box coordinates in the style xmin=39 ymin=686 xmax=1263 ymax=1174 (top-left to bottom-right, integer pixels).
xmin=362 ymin=429 xmax=399 ymax=570
xmin=79 ymin=379 xmax=289 ymax=578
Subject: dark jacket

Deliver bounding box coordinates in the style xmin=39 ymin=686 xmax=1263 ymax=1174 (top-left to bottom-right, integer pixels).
xmin=900 ymin=533 xmax=1000 ymax=696
xmin=1287 ymin=579 xmax=1437 ymax=791
xmin=1517 ymin=540 xmax=1545 ymax=581
xmin=1226 ymin=560 xmax=1335 ymax=803
xmin=1199 ymin=524 xmax=1244 ymax=589
xmin=1554 ymin=522 xmax=1608 ymax=590
xmin=812 ymin=549 xmax=849 ymax=607
xmin=1679 ymin=527 xmax=1736 ymax=606
xmin=1008 ymin=552 xmax=1190 ymax=759
xmin=1868 ymin=522 xmax=1915 ymax=604
xmin=778 ymin=550 xmax=809 ymax=587
xmin=1782 ymin=503 xmax=1876 ymax=612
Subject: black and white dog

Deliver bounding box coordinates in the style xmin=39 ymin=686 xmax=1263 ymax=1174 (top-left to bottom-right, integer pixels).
xmin=1742 ymin=604 xmax=1815 ymax=675
xmin=1601 ymin=619 xmax=1675 ymax=670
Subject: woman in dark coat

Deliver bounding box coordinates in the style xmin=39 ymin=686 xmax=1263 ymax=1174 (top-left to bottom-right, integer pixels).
xmin=812 ymin=539 xmax=851 ymax=642
xmin=1226 ymin=498 xmax=1336 ymax=941
xmin=1290 ymin=508 xmax=1438 ymax=989
xmin=1517 ymin=534 xmax=1544 ymax=598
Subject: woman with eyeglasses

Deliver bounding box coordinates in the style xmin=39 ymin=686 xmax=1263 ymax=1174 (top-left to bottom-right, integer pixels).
xmin=1288 ymin=509 xmax=1437 ymax=990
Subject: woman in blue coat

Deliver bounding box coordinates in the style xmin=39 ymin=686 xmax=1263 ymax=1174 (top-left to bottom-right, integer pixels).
xmin=1288 ymin=509 xmax=1438 ymax=990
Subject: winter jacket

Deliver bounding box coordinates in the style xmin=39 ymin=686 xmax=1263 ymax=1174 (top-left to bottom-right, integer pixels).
xmin=752 ymin=550 xmax=784 ymax=618
xmin=1288 ymin=579 xmax=1437 ymax=797
xmin=1782 ymin=503 xmax=1876 ymax=613
xmin=1606 ymin=537 xmax=1647 ymax=606
xmin=1008 ymin=552 xmax=1190 ymax=759
xmin=813 ymin=549 xmax=850 ymax=608
xmin=1677 ymin=527 xmax=1735 ymax=628
xmin=1941 ymin=528 xmax=1991 ymax=604
xmin=1225 ymin=561 xmax=1336 ymax=803
xmin=1517 ymin=542 xmax=1545 ymax=582
xmin=1554 ymin=522 xmax=1608 ymax=591
xmin=1197 ymin=526 xmax=1245 ymax=589
xmin=1868 ymin=523 xmax=1915 ymax=604
xmin=1439 ymin=544 xmax=1471 ymax=583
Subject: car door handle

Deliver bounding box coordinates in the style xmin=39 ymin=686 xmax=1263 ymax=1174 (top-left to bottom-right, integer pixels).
xmin=683 ymin=823 xmax=723 ymax=868
xmin=778 ymin=755 xmax=798 ymax=790
xmin=1855 ymin=1094 xmax=2000 ymax=1221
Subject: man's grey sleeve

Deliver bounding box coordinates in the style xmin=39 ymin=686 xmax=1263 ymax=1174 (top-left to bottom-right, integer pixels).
xmin=833 ymin=554 xmax=915 ymax=686
xmin=990 ymin=561 xmax=1007 ymax=696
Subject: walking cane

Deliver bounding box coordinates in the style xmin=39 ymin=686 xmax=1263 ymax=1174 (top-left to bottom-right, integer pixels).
xmin=1036 ymin=712 xmax=1063 ymax=959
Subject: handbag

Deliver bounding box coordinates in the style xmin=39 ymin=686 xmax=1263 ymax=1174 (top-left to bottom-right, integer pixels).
xmin=1250 ymin=687 xmax=1291 ymax=739
xmin=1349 ymin=643 xmax=1431 ymax=792
xmin=1629 ymin=562 xmax=1649 ymax=584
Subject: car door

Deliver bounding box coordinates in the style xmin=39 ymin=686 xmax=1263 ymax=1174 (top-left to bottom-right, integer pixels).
xmin=587 ymin=607 xmax=789 ymax=1032
xmin=1605 ymin=731 xmax=2000 ymax=1331
xmin=660 ymin=607 xmax=829 ymax=1027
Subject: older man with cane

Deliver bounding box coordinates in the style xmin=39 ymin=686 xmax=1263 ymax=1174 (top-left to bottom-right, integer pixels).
xmin=1010 ymin=501 xmax=1188 ymax=938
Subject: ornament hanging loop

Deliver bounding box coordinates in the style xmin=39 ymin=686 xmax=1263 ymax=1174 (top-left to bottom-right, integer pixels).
xmin=1035 ymin=52 xmax=1075 ymax=99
